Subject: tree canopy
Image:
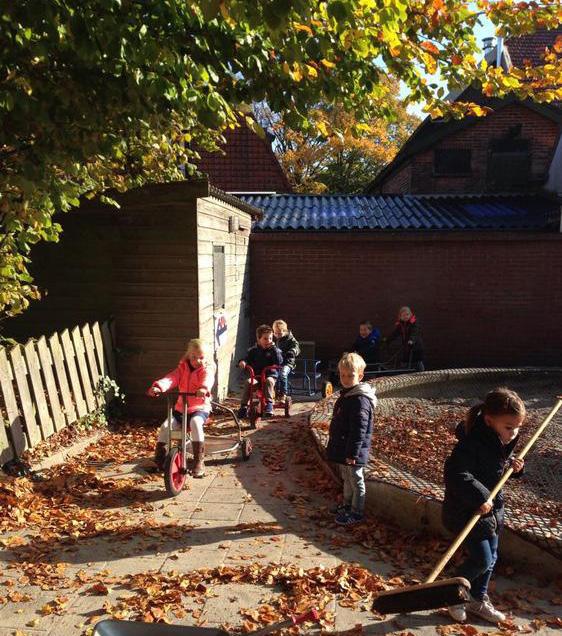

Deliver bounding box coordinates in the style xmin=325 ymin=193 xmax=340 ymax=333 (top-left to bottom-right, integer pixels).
xmin=255 ymin=92 xmax=419 ymax=193
xmin=1 ymin=0 xmax=561 ymax=317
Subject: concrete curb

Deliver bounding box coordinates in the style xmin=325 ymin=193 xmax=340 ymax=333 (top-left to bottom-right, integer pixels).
xmin=308 ymin=366 xmax=562 ymax=578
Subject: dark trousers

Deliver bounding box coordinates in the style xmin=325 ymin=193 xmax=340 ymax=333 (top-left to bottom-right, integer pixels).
xmin=457 ymin=533 xmax=499 ymax=601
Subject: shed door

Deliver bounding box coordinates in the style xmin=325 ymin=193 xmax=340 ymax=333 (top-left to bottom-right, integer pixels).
xmin=213 ymin=245 xmax=225 ymax=310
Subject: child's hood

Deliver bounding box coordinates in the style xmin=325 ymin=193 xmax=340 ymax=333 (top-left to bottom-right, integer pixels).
xmin=342 ymin=382 xmax=378 ymax=411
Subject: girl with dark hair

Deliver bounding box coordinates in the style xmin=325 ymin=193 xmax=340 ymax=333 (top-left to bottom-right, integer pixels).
xmin=443 ymin=387 xmax=525 ymax=624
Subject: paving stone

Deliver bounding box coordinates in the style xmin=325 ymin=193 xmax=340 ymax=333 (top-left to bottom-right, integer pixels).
xmin=191 ymin=503 xmax=244 ymax=522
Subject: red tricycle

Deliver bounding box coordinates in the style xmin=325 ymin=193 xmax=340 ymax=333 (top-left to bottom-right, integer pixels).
xmin=245 ymin=365 xmax=292 ymax=428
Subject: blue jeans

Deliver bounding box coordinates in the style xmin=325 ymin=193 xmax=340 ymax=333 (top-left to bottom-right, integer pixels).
xmin=457 ymin=533 xmax=499 ymax=601
xmin=337 ymin=464 xmax=366 ymax=515
xmin=277 ymin=364 xmax=292 ymax=396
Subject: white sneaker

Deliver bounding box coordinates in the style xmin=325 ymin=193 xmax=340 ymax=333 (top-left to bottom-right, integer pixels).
xmin=448 ymin=604 xmax=467 ymax=622
xmin=467 ymin=597 xmax=505 ymax=623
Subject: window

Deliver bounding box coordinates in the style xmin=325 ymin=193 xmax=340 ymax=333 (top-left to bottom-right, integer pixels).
xmin=213 ymin=245 xmax=225 ymax=310
xmin=434 ymin=149 xmax=472 ymax=176
xmin=487 ymin=138 xmax=530 ymax=191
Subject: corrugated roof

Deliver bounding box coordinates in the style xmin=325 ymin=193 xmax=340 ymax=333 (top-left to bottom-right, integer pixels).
xmin=239 ymin=194 xmax=560 ymax=232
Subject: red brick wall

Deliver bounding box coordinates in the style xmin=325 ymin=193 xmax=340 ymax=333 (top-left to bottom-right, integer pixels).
xmin=380 ymin=103 xmax=560 ymax=194
xmin=381 ymin=163 xmax=411 ymax=194
xmin=250 ymin=232 xmax=562 ymax=369
xmin=197 ymin=124 xmax=292 ymax=193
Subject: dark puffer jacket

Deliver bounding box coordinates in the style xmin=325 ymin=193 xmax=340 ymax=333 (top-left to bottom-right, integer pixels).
xmin=351 ymin=328 xmax=381 ymax=364
xmin=326 ymin=383 xmax=377 ymax=466
xmin=243 ymin=344 xmax=283 ymax=378
xmin=442 ymin=415 xmax=522 ymax=540
xmin=274 ymin=331 xmax=300 ymax=369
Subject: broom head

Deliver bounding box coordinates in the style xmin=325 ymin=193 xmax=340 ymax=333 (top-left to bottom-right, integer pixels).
xmin=372 ymin=577 xmax=471 ymax=614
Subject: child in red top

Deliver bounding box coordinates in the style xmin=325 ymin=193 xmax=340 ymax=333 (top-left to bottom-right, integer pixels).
xmin=147 ymin=338 xmax=215 ymax=477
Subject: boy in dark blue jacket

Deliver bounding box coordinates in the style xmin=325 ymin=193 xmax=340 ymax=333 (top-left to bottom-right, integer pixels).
xmin=351 ymin=320 xmax=381 ymax=365
xmin=238 ymin=324 xmax=283 ymax=418
xmin=326 ymin=352 xmax=377 ymax=525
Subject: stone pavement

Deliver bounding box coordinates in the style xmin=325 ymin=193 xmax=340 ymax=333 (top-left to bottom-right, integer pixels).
xmin=0 ymin=401 xmax=560 ymax=636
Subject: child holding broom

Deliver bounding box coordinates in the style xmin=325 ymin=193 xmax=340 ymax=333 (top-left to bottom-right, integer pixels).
xmin=443 ymin=387 xmax=525 ymax=624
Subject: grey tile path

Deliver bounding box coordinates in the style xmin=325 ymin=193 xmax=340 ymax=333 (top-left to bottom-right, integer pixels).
xmin=0 ymin=401 xmax=560 ymax=635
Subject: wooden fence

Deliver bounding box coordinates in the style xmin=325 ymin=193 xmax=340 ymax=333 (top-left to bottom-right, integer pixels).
xmin=0 ymin=320 xmax=116 ymax=465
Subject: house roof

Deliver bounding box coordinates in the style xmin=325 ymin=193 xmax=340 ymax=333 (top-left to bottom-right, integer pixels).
xmin=367 ymin=28 xmax=562 ymax=193
xmin=196 ymin=122 xmax=292 ymax=194
xmin=240 ymin=193 xmax=560 ymax=232
xmin=506 ymin=26 xmax=562 ymax=67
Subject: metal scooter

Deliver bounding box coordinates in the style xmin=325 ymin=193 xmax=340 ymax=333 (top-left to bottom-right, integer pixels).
xmin=162 ymin=391 xmax=252 ymax=497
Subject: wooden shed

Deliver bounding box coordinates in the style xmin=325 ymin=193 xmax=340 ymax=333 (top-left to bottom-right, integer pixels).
xmin=5 ymin=180 xmax=260 ymax=415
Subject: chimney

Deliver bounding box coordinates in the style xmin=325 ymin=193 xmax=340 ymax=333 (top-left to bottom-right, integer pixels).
xmin=496 ymin=36 xmax=504 ymax=68
xmin=482 ymin=37 xmax=495 ymax=51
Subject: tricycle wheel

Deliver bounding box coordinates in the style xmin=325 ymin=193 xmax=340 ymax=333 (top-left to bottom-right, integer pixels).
xmin=284 ymin=396 xmax=292 ymax=417
xmin=164 ymin=448 xmax=187 ymax=497
xmin=321 ymin=381 xmax=334 ymax=398
xmin=241 ymin=438 xmax=253 ymax=461
xmin=249 ymin=404 xmax=259 ymax=429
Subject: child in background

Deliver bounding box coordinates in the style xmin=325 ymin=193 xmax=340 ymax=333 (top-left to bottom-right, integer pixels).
xmin=351 ymin=320 xmax=381 ymax=365
xmin=238 ymin=325 xmax=283 ymax=418
xmin=326 ymin=352 xmax=377 ymax=526
xmin=386 ymin=306 xmax=425 ymax=371
xmin=272 ymin=319 xmax=300 ymax=399
xmin=147 ymin=339 xmax=215 ymax=478
xmin=443 ymin=387 xmax=525 ymax=624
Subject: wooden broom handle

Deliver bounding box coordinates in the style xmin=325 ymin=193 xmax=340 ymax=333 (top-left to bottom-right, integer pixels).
xmin=426 ymin=396 xmax=562 ymax=583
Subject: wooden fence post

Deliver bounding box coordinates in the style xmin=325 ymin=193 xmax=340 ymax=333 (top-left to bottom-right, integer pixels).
xmin=23 ymin=340 xmax=54 ymax=440
xmin=36 ymin=336 xmax=66 ymax=433
xmin=9 ymin=345 xmax=41 ymax=447
xmin=82 ymin=323 xmax=102 ymax=407
xmin=0 ymin=348 xmax=18 ymax=463
xmin=49 ymin=332 xmax=77 ymax=426
xmin=71 ymin=326 xmax=96 ymax=412
xmin=60 ymin=329 xmax=87 ymax=418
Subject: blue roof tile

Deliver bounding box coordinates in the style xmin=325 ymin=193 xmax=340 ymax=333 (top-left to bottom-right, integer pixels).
xmin=238 ymin=194 xmax=559 ymax=232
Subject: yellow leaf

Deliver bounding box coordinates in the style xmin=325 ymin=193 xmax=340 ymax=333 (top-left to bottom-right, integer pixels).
xmin=321 ymin=59 xmax=336 ymax=68
xmin=305 ymin=64 xmax=318 ymax=78
xmin=294 ymin=23 xmax=313 ymax=35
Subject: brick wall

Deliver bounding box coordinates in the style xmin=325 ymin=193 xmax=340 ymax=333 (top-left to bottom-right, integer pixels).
xmin=380 ymin=163 xmax=411 ymax=194
xmin=250 ymin=232 xmax=562 ymax=369
xmin=379 ymin=103 xmax=560 ymax=194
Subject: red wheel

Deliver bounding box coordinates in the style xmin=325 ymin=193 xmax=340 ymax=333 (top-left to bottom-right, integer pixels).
xmin=249 ymin=404 xmax=259 ymax=429
xmin=164 ymin=448 xmax=187 ymax=497
xmin=284 ymin=396 xmax=292 ymax=417
xmin=241 ymin=438 xmax=253 ymax=461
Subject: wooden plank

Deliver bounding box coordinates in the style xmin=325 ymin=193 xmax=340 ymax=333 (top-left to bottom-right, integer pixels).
xmin=101 ymin=321 xmax=117 ymax=379
xmin=60 ymin=329 xmax=87 ymax=418
xmin=82 ymin=323 xmax=102 ymax=406
xmin=23 ymin=340 xmax=54 ymax=440
xmin=9 ymin=345 xmax=41 ymax=447
xmin=49 ymin=332 xmax=77 ymax=425
xmin=92 ymin=321 xmax=109 ymax=377
xmin=36 ymin=336 xmax=65 ymax=433
xmin=0 ymin=349 xmax=18 ymax=462
xmin=71 ymin=326 xmax=96 ymax=412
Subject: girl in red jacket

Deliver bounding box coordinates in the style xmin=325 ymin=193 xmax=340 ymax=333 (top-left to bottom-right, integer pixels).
xmin=147 ymin=339 xmax=215 ymax=477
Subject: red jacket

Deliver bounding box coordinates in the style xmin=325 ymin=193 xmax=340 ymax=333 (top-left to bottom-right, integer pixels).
xmin=152 ymin=360 xmax=215 ymax=414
